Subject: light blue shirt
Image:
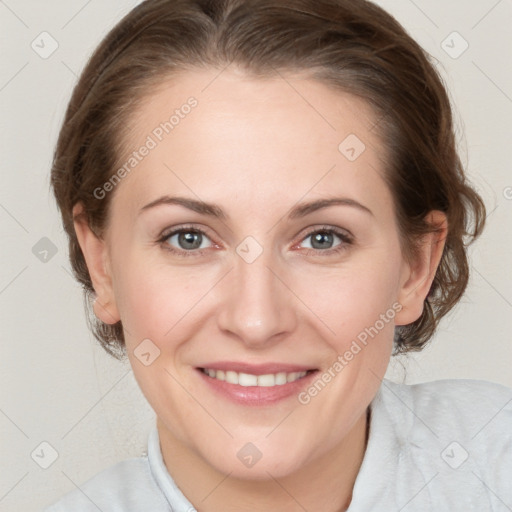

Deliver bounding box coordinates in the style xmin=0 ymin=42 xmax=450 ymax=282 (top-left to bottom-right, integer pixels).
xmin=43 ymin=378 xmax=512 ymax=511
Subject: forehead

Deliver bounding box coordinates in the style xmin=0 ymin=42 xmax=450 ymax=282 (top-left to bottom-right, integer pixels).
xmin=112 ymin=68 xmax=393 ymax=218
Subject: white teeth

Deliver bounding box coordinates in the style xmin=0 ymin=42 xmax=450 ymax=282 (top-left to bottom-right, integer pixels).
xmin=225 ymin=371 xmax=239 ymax=385
xmin=275 ymin=372 xmax=287 ymax=385
xmin=238 ymin=373 xmax=258 ymax=386
xmin=202 ymin=368 xmax=309 ymax=386
xmin=257 ymin=374 xmax=275 ymax=387
xmin=287 ymin=372 xmax=299 ymax=383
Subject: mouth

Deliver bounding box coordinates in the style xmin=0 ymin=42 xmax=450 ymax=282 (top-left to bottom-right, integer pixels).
xmin=199 ymin=368 xmax=315 ymax=387
xmin=196 ymin=363 xmax=319 ymax=405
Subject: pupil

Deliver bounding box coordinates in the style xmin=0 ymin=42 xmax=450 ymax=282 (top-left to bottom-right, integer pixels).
xmin=312 ymin=232 xmax=332 ymax=249
xmin=179 ymin=231 xmax=201 ymax=250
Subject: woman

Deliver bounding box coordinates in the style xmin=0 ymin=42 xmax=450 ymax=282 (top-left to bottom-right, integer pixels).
xmin=45 ymin=0 xmax=512 ymax=510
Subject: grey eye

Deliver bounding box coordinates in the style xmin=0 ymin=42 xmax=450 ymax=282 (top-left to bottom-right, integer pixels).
xmin=166 ymin=230 xmax=212 ymax=251
xmin=301 ymin=231 xmax=341 ymax=250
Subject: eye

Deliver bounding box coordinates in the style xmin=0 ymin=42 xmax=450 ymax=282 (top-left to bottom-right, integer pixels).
xmin=297 ymin=226 xmax=353 ymax=255
xmin=157 ymin=224 xmax=353 ymax=258
xmin=158 ymin=225 xmax=214 ymax=257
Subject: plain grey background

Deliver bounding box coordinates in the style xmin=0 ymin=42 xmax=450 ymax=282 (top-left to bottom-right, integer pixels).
xmin=1 ymin=0 xmax=511 ymax=510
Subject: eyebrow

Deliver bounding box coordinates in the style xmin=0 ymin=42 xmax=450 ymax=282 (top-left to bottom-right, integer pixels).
xmin=139 ymin=195 xmax=373 ymax=219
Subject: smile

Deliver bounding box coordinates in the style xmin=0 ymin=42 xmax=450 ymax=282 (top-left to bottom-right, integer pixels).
xmin=200 ymin=368 xmax=312 ymax=387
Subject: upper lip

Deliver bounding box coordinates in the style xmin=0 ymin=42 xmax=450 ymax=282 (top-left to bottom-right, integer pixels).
xmin=197 ymin=362 xmax=317 ymax=375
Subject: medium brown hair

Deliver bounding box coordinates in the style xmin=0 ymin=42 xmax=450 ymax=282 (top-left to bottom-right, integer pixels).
xmin=51 ymin=0 xmax=486 ymax=359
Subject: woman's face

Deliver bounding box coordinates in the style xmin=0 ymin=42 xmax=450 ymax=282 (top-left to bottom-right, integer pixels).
xmin=84 ymin=68 xmax=429 ymax=479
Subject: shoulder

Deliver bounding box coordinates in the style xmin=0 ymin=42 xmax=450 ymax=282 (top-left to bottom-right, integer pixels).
xmin=352 ymin=378 xmax=512 ymax=509
xmin=43 ymin=456 xmax=170 ymax=512
xmin=381 ymin=376 xmax=512 ymax=408
xmin=379 ymin=377 xmax=512 ymax=433
xmin=378 ymin=378 xmax=512 ymax=503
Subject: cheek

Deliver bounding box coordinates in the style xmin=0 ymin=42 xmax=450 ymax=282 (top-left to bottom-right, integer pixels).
xmin=293 ymin=258 xmax=402 ymax=350
xmin=112 ymin=253 xmax=218 ymax=346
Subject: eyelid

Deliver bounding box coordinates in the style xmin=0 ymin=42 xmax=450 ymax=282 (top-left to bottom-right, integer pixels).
xmin=295 ymin=224 xmax=353 ymax=244
xmin=158 ymin=223 xmax=216 ymax=242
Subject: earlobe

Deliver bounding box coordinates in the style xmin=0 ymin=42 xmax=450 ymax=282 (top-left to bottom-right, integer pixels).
xmin=72 ymin=203 xmax=121 ymax=325
xmin=395 ymin=211 xmax=448 ymax=326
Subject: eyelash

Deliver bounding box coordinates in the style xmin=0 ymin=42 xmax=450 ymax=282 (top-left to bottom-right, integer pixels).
xmin=156 ymin=224 xmax=354 ymax=258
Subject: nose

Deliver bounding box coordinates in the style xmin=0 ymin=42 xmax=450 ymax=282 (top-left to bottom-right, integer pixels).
xmin=216 ymin=244 xmax=297 ymax=349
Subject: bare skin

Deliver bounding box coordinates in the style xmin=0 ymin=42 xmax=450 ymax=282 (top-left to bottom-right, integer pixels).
xmin=74 ymin=67 xmax=447 ymax=511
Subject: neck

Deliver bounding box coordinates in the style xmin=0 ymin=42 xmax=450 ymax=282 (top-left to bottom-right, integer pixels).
xmin=157 ymin=408 xmax=370 ymax=512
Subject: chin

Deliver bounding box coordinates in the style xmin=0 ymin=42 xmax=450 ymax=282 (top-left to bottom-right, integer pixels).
xmin=202 ymin=437 xmax=311 ymax=481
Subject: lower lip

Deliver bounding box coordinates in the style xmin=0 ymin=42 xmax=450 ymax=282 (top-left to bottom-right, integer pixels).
xmin=197 ymin=369 xmax=318 ymax=406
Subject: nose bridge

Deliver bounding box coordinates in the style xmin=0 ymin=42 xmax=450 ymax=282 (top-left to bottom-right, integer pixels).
xmin=216 ymin=239 xmax=296 ymax=346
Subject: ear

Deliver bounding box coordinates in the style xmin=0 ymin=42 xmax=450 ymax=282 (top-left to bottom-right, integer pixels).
xmin=395 ymin=211 xmax=448 ymax=326
xmin=72 ymin=203 xmax=120 ymax=325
